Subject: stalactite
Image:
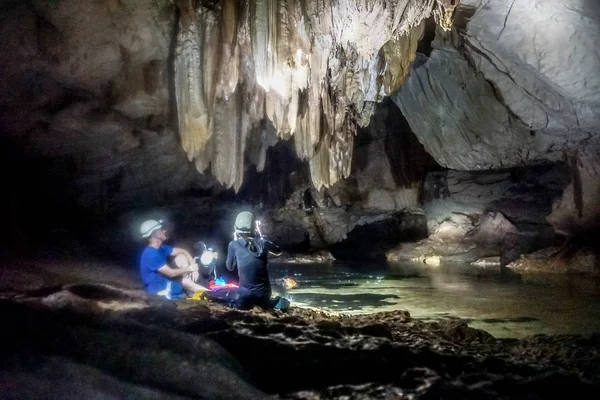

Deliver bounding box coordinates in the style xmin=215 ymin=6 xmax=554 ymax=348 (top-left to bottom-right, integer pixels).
xmin=381 ymin=21 xmax=426 ymax=94
xmin=173 ymin=0 xmax=457 ymax=191
xmin=268 ymin=0 xmax=278 ymax=86
xmin=217 ymin=0 xmax=239 ymax=100
xmin=251 ymin=0 xmax=269 ymax=90
xmin=211 ymin=89 xmax=246 ymax=191
xmin=221 ymin=0 xmax=237 ymax=48
xmin=202 ymin=9 xmax=219 ymax=121
xmin=294 ymin=96 xmax=312 ymax=160
xmin=310 ymin=135 xmax=331 ymax=190
xmin=174 ymin=0 xmax=209 ymax=164
xmin=287 ymin=85 xmax=300 ymax=135
xmin=432 ymin=0 xmax=458 ymax=31
xmin=277 ymin=0 xmax=291 ymax=68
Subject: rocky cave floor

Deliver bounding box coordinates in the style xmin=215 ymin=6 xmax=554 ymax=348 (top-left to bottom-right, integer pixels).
xmin=1 ymin=257 xmax=600 ymax=399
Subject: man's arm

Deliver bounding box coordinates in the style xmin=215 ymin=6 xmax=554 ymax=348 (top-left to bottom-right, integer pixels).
xmin=157 ymin=263 xmax=198 ymax=279
xmin=266 ymin=239 xmax=282 ymax=256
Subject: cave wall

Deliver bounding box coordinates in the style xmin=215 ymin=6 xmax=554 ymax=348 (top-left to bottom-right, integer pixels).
xmin=393 ymin=0 xmax=600 ymax=234
xmin=0 ymin=0 xmax=220 ymax=251
xmin=324 ymin=98 xmax=440 ymax=211
xmin=172 ymin=0 xmax=457 ymax=190
xmin=3 ymin=0 xmax=600 ymax=258
xmin=0 ymin=0 xmax=459 ymax=253
xmin=267 ymin=99 xmax=437 ymax=257
xmin=0 ymin=1 xmax=213 ymax=206
xmin=394 ymin=0 xmax=600 ymax=169
xmin=0 ymin=0 xmax=453 ymax=217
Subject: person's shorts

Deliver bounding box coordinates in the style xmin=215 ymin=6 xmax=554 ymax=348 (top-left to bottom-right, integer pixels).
xmin=156 ymin=280 xmax=185 ymax=299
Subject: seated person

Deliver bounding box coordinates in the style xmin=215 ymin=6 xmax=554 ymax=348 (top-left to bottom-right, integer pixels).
xmin=139 ymin=219 xmax=213 ymax=299
xmin=225 ymin=211 xmax=282 ymax=309
xmin=193 ymin=241 xmax=220 ymax=288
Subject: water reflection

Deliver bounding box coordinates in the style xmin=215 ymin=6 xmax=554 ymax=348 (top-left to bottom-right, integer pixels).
xmin=270 ymin=261 xmax=600 ymax=339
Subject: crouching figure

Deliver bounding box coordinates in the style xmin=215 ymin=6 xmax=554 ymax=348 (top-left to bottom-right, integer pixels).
xmin=139 ymin=219 xmax=211 ymax=299
xmin=224 ymin=211 xmax=288 ymax=310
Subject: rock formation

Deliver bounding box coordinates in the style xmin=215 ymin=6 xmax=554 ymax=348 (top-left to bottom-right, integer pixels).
xmin=2 ymin=261 xmax=600 ymax=399
xmin=172 ymin=0 xmax=458 ymax=190
xmin=394 ymin=0 xmax=600 ymax=170
xmin=386 ymin=165 xmax=570 ymax=265
xmin=1 ymin=0 xmax=600 ymax=268
xmin=393 ymin=0 xmax=600 ymax=236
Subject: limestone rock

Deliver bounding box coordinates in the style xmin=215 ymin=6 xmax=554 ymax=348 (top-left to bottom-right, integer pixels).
xmin=40 ymin=103 xmax=215 ymax=210
xmin=464 ymin=0 xmax=600 ymax=135
xmin=111 ymin=60 xmax=169 ymax=119
xmin=429 ymin=213 xmax=474 ymax=242
xmin=423 ymin=166 xmax=569 ymax=235
xmin=394 ymin=0 xmax=600 ymax=170
xmin=3 ymin=257 xmax=600 ymax=398
xmin=506 ymin=246 xmax=598 ymax=274
xmin=547 ymin=145 xmax=600 ymax=235
xmin=274 ymin=251 xmax=335 ymax=264
xmin=468 ymin=211 xmax=519 ymax=247
xmin=270 ymin=212 xmax=311 ymax=251
xmin=323 ymin=98 xmax=437 ymax=212
xmin=364 ymin=188 xmax=420 ymax=211
xmin=173 ymin=0 xmax=455 ymax=190
xmin=2 ymin=300 xmax=269 ymax=400
xmin=0 ymin=0 xmax=219 ymax=218
xmin=393 ymin=47 xmax=540 ymax=170
xmin=272 ymin=208 xmax=427 ymax=259
xmin=388 ymin=165 xmax=569 ymax=265
xmin=386 ymin=238 xmax=482 ymax=264
xmin=32 ymin=0 xmax=175 ymax=99
xmin=471 ymin=256 xmax=501 ymax=268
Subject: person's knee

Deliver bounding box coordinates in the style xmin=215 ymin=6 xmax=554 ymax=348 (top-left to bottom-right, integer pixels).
xmin=173 ymin=254 xmax=189 ymax=268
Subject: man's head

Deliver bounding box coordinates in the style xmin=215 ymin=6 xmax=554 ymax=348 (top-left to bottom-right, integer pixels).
xmin=140 ymin=219 xmax=166 ymax=240
xmin=234 ymin=211 xmax=255 ymax=236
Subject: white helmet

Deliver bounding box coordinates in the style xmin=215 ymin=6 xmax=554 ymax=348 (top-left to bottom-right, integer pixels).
xmin=140 ymin=219 xmax=163 ymax=238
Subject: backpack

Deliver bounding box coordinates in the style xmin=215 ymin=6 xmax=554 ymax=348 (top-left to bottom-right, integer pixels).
xmin=201 ymin=286 xmax=242 ymax=307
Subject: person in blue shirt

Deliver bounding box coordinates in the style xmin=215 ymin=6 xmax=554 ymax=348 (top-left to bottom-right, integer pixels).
xmin=139 ymin=219 xmax=210 ymax=299
xmin=225 ymin=212 xmax=282 ymax=309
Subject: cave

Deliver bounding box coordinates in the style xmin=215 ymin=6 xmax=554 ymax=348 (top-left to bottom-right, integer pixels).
xmin=1 ymin=0 xmax=600 ymax=398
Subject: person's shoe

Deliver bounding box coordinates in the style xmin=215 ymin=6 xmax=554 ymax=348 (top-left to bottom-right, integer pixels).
xmin=188 ymin=290 xmax=207 ymax=300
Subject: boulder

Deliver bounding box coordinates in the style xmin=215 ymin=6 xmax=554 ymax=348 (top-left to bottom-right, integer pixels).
xmin=429 ymin=213 xmax=474 ymax=242
xmin=468 ymin=211 xmax=520 ymax=247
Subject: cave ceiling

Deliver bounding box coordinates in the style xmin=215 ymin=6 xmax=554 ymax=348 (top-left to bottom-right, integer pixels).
xmin=3 ymin=0 xmax=599 ymax=220
xmin=173 ymin=0 xmax=457 ymax=191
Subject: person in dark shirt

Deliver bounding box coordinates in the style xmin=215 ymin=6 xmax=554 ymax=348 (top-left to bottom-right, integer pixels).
xmin=225 ymin=211 xmax=281 ymax=309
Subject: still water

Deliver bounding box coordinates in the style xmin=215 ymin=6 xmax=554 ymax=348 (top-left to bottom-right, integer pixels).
xmin=269 ymin=261 xmax=600 ymax=339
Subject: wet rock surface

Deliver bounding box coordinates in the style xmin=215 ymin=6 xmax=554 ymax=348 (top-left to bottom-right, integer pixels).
xmin=387 ymin=165 xmax=571 ymax=267
xmin=1 ymin=259 xmax=599 ymax=399
xmin=507 ymin=246 xmax=599 ymax=275
xmin=272 ymin=208 xmax=428 ymax=260
xmin=274 ymin=251 xmax=336 ymax=265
